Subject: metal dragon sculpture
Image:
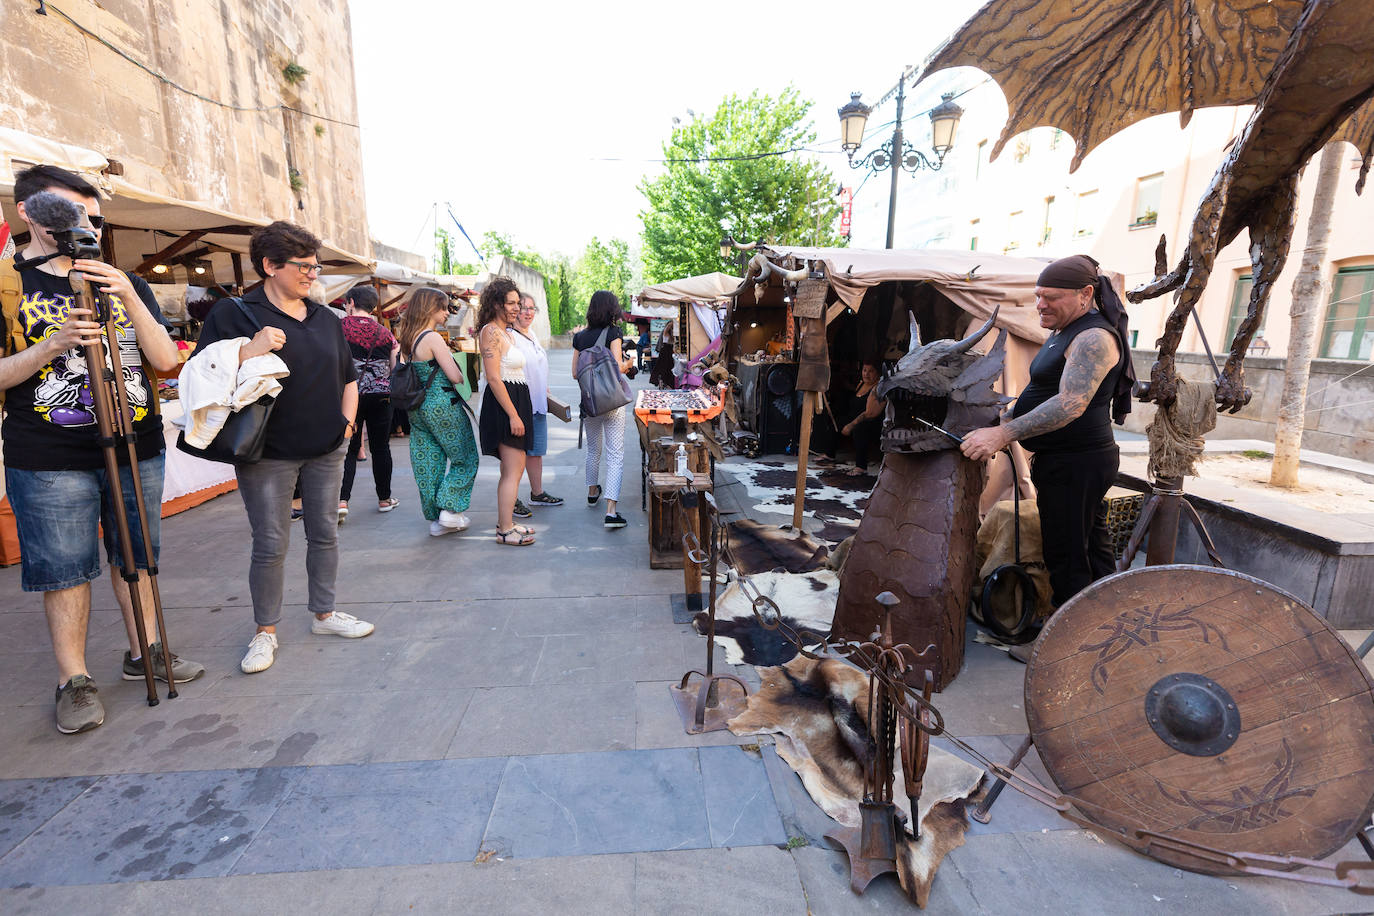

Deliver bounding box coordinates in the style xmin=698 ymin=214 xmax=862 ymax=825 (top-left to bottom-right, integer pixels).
xmin=832 ymin=310 xmax=1008 ymax=690
xmin=921 ymin=0 xmax=1374 ymax=412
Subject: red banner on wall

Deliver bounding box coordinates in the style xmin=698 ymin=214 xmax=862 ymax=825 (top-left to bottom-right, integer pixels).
xmin=839 ymin=188 xmax=853 ymax=238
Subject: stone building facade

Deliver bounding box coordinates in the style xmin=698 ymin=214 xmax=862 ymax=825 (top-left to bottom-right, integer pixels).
xmin=0 ymin=0 xmax=368 ymax=254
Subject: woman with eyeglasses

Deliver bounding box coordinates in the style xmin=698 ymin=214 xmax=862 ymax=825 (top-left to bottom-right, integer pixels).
xmin=194 ymin=221 xmax=374 ymax=675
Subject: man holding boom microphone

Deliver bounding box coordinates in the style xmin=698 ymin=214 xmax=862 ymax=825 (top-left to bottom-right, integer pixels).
xmin=2 ymin=165 xmax=204 ymax=735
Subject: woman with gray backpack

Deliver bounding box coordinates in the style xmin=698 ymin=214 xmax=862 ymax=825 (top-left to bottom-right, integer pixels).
xmin=572 ymin=291 xmax=635 ymax=529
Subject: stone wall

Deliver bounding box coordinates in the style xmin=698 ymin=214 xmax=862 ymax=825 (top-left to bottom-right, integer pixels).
xmin=0 ymin=0 xmax=368 ymax=254
xmin=1122 ymin=350 xmax=1374 ymax=462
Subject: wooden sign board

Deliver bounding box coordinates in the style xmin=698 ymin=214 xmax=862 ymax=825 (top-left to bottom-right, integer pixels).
xmin=793 ymin=278 xmax=827 ymax=319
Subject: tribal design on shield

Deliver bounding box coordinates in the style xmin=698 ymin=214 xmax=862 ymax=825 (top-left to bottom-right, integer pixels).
xmin=1155 ymin=740 xmax=1317 ymax=834
xmin=1078 ymin=602 xmax=1229 ymax=695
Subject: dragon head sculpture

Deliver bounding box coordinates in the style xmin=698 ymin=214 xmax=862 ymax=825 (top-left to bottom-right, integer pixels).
xmin=875 ymin=306 xmax=1008 ymax=453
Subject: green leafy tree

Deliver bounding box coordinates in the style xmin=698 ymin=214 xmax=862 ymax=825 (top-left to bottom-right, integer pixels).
xmin=639 ymin=87 xmax=844 ymax=282
xmin=433 ymin=228 xmax=478 ymax=276
xmin=570 ymin=237 xmax=635 ymax=321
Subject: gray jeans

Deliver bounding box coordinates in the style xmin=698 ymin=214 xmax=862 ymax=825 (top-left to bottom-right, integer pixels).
xmin=236 ymin=445 xmax=347 ymax=627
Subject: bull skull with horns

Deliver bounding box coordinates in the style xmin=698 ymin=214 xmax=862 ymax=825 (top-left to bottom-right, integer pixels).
xmin=875 ymin=307 xmax=1008 ymax=454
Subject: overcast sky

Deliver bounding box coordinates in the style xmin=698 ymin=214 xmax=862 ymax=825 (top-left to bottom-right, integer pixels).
xmin=347 ymin=0 xmax=985 ymax=264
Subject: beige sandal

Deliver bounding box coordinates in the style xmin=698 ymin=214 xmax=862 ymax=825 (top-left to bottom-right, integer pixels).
xmin=495 ymin=527 xmax=535 ymax=546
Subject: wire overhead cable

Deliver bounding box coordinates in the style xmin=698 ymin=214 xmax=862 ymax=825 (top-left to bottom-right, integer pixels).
xmin=36 ymin=1 xmax=360 ymax=128
xmin=593 ymin=79 xmax=990 ymax=165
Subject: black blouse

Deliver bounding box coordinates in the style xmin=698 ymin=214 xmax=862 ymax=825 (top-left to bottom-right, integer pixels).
xmin=196 ymin=287 xmax=357 ymax=459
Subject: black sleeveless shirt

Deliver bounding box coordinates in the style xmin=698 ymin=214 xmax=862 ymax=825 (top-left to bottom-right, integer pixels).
xmin=1011 ymin=310 xmax=1124 ymax=453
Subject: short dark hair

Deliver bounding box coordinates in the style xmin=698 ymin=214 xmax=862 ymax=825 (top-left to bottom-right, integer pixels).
xmin=345 ymin=285 xmax=378 ymax=312
xmin=586 ymin=290 xmax=621 ymax=328
xmin=249 ymin=220 xmax=321 ymax=279
xmin=477 ymin=276 xmax=520 ymax=328
xmin=13 ymin=165 xmax=99 ymax=205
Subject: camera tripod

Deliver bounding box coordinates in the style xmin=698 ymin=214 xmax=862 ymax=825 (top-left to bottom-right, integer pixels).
xmin=70 ymin=267 xmax=178 ymax=706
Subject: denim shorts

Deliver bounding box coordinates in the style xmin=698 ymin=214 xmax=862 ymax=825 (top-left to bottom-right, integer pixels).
xmin=528 ymin=412 xmax=548 ymax=457
xmin=6 ymin=454 xmax=164 ymax=592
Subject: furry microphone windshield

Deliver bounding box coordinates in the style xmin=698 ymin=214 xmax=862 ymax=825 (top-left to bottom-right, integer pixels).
xmin=23 ymin=191 xmax=84 ymax=232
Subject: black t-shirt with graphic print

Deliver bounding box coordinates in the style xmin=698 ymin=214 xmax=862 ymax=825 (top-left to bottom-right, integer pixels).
xmin=3 ymin=264 xmax=171 ymax=471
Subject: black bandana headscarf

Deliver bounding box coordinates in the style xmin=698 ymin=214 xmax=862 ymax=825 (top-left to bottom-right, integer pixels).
xmin=1037 ymin=254 xmax=1136 ymax=423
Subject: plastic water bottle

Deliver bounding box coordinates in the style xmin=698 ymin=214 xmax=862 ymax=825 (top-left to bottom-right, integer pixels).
xmin=676 ymin=443 xmax=690 ymax=480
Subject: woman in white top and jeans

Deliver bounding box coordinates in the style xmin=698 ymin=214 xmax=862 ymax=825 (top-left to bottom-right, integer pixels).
xmin=508 ymin=293 xmax=562 ymax=510
xmin=572 ymin=291 xmax=635 ymax=529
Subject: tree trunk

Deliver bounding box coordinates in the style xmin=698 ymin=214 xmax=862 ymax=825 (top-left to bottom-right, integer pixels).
xmin=1270 ymin=142 xmax=1343 ymax=487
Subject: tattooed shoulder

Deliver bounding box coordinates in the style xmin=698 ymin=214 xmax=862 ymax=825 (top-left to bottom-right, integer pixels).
xmin=1061 ymin=328 xmax=1119 ymax=400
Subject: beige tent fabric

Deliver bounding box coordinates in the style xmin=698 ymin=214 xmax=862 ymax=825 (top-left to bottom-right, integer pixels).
xmin=637 ymin=271 xmax=741 ymax=306
xmin=0 ymin=127 xmax=111 ymax=196
xmin=764 ymin=245 xmax=1050 ymax=345
xmin=106 ymin=179 xmax=373 ymax=271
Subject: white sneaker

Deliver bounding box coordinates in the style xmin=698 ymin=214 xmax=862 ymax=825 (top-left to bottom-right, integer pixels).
xmin=310 ymin=610 xmax=375 ymax=638
xmin=240 ymin=631 xmax=278 ymax=674
xmin=437 ymin=510 xmax=470 ymax=531
xmin=430 ymin=520 xmax=457 ymax=537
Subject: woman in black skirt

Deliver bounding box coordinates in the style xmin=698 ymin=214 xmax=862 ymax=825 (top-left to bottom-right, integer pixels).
xmin=477 ymin=277 xmax=536 ymax=545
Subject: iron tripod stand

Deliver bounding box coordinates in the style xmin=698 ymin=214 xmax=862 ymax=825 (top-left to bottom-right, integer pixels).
xmin=70 ymin=267 xmax=178 ymax=705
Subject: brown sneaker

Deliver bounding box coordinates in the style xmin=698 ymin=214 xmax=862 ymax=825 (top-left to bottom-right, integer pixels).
xmin=55 ymin=675 xmax=105 ymax=735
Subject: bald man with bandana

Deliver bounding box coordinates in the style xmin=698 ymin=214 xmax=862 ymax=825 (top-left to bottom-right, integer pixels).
xmin=961 ymin=255 xmax=1134 ymax=608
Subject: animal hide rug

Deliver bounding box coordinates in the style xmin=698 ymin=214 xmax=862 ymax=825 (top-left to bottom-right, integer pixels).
xmin=694 ymin=569 xmax=838 ymax=667
xmin=728 ymin=656 xmax=983 ymax=907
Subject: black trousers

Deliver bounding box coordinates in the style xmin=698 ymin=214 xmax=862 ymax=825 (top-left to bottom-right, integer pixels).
xmin=341 ymin=394 xmax=394 ymax=502
xmin=1030 ymin=444 xmax=1119 ymax=607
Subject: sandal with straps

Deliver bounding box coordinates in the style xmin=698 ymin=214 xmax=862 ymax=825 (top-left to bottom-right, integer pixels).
xmin=510 ymin=523 xmax=535 ymax=536
xmin=495 ymin=527 xmax=535 ymax=546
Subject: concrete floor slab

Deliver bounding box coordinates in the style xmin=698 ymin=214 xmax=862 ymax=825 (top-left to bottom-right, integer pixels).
xmin=481 ymin=749 xmax=711 ymax=859
xmin=446 ymin=682 xmax=635 ymax=758
xmin=0 ymin=766 xmax=303 ymax=886
xmin=699 ymin=745 xmax=786 ymax=847
xmin=230 ymin=757 xmax=505 ymax=874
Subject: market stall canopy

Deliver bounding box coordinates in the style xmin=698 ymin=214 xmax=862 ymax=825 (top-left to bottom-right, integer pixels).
xmin=637 ymin=272 xmax=742 ymax=308
xmin=105 ymin=179 xmax=373 ymax=272
xmin=316 ymin=264 xmax=474 ymax=310
xmin=0 ymin=126 xmax=373 ymax=274
xmin=0 ymin=127 xmax=110 ymax=196
xmin=761 ymin=245 xmax=1052 ymax=345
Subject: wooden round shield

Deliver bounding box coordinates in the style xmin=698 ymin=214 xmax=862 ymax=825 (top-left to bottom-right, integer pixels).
xmin=1025 ymin=565 xmax=1374 ymax=874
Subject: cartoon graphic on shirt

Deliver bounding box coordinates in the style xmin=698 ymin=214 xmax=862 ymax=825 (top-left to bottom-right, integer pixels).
xmin=18 ymin=289 xmax=151 ymax=427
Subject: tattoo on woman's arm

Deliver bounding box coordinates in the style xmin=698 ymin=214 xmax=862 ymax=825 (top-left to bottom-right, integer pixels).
xmin=1002 ymin=329 xmax=1117 ymax=441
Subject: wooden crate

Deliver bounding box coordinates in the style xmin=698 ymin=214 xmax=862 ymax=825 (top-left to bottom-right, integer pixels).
xmin=648 ymin=472 xmax=712 ymax=570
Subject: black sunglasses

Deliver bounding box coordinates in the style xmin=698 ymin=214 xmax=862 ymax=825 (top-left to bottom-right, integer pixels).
xmin=86 ymin=215 xmax=106 ymax=229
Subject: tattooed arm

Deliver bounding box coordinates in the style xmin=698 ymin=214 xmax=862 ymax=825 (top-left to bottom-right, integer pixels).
xmin=960 ymin=327 xmax=1118 ymax=460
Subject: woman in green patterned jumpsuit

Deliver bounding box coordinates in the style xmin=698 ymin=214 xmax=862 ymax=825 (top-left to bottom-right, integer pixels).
xmin=393 ymin=287 xmax=480 ymax=537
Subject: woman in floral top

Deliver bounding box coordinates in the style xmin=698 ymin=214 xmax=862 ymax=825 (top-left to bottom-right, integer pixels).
xmin=339 ymin=285 xmax=400 ymax=518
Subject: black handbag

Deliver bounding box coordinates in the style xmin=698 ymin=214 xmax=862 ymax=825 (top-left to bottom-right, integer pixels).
xmin=176 ymin=299 xmax=277 ymax=465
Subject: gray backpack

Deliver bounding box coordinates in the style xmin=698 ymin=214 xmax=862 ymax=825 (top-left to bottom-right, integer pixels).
xmin=576 ymin=327 xmax=632 ymax=417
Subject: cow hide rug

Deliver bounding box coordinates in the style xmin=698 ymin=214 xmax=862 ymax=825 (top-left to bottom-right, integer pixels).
xmin=728 ymin=655 xmax=983 ymax=907
xmin=722 ymin=458 xmax=874 ymax=543
xmin=693 ymin=568 xmax=839 ymax=667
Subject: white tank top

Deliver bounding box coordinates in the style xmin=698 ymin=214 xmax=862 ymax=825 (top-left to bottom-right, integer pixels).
xmin=500 ymin=336 xmax=527 ymax=384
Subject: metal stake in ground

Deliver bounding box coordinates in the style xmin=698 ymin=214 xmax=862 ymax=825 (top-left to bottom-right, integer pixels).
xmin=72 ymin=269 xmax=177 ymax=705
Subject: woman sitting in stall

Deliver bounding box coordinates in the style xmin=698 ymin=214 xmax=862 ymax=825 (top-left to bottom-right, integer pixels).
xmin=649 ymin=323 xmax=676 ymax=389
xmin=839 ymin=362 xmax=885 ymax=476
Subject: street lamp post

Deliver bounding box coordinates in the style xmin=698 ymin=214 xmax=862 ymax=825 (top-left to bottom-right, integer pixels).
xmin=839 ymin=75 xmax=964 ymax=249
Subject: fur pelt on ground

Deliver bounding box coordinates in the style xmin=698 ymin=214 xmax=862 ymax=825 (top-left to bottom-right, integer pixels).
xmin=728 ymin=656 xmax=984 ymax=907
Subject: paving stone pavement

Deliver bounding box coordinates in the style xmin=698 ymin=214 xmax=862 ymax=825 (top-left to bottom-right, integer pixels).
xmin=0 ymin=353 xmax=1368 ymax=914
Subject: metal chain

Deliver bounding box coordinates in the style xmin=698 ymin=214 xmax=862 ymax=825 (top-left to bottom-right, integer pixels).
xmin=665 ymin=490 xmax=1373 ymax=896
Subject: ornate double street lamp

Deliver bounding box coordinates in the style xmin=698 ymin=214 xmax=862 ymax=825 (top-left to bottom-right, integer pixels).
xmin=839 ymin=70 xmax=964 ymax=248
xmin=719 ymin=234 xmax=762 ymax=272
